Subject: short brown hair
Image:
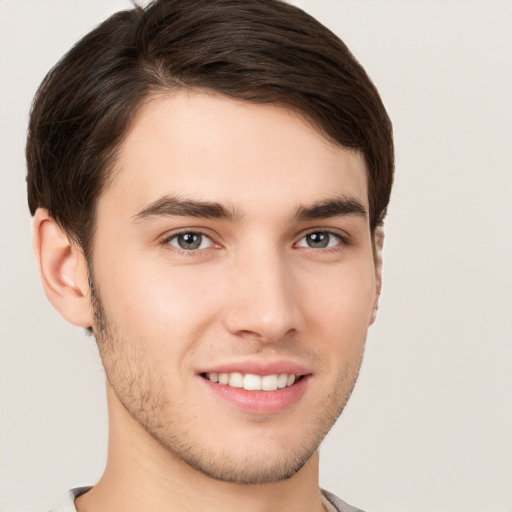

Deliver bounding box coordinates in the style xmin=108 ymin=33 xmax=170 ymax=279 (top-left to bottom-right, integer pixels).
xmin=26 ymin=0 xmax=393 ymax=255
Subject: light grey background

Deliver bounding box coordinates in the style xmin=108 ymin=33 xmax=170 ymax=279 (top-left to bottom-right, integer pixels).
xmin=1 ymin=1 xmax=511 ymax=511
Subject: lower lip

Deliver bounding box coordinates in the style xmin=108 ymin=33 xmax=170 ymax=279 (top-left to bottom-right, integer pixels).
xmin=200 ymin=375 xmax=310 ymax=415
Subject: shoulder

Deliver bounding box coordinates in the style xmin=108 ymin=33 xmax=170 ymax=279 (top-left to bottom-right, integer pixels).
xmin=49 ymin=487 xmax=92 ymax=512
xmin=322 ymin=489 xmax=367 ymax=512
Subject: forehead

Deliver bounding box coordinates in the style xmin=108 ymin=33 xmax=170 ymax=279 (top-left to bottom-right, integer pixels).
xmin=103 ymin=90 xmax=368 ymax=219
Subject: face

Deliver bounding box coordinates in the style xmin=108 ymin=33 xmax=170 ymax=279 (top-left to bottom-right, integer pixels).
xmin=88 ymin=91 xmax=377 ymax=484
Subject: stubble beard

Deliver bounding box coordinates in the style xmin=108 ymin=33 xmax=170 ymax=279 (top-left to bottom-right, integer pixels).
xmin=88 ymin=272 xmax=363 ymax=485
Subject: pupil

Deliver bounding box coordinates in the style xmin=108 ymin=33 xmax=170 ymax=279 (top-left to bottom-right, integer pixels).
xmin=307 ymin=232 xmax=328 ymax=248
xmin=179 ymin=233 xmax=201 ymax=250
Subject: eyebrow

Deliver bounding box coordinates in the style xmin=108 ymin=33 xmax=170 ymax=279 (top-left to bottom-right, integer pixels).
xmin=132 ymin=194 xmax=367 ymax=224
xmin=293 ymin=196 xmax=367 ymax=222
xmin=132 ymin=195 xmax=241 ymax=222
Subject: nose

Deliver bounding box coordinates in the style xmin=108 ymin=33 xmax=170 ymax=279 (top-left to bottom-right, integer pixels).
xmin=222 ymin=249 xmax=305 ymax=342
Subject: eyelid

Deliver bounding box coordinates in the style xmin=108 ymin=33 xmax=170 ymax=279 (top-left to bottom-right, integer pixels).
xmin=294 ymin=228 xmax=349 ymax=250
xmin=159 ymin=226 xmax=349 ymax=252
xmin=296 ymin=227 xmax=348 ymax=241
xmin=161 ymin=228 xmax=221 ymax=253
xmin=161 ymin=226 xmax=215 ymax=241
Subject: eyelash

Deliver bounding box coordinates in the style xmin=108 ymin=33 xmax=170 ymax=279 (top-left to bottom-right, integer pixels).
xmin=161 ymin=229 xmax=348 ymax=255
xmin=294 ymin=230 xmax=346 ymax=252
xmin=162 ymin=230 xmax=216 ymax=256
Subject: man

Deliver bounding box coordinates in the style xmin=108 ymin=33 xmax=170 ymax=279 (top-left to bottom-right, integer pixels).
xmin=26 ymin=0 xmax=393 ymax=510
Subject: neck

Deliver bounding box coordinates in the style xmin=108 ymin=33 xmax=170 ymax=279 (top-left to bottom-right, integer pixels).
xmin=76 ymin=384 xmax=325 ymax=512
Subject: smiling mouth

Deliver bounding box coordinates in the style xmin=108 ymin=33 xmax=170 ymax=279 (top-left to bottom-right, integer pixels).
xmin=201 ymin=372 xmax=303 ymax=391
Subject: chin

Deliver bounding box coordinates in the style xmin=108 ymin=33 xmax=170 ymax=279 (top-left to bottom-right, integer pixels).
xmin=167 ymin=443 xmax=317 ymax=485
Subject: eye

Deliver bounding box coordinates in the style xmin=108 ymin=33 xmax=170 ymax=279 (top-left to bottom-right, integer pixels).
xmin=166 ymin=232 xmax=213 ymax=251
xmin=296 ymin=231 xmax=342 ymax=249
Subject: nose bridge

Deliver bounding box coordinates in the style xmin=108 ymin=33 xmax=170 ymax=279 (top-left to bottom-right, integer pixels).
xmin=224 ymin=243 xmax=303 ymax=341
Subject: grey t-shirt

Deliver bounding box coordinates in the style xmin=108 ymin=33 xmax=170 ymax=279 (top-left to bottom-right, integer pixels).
xmin=50 ymin=486 xmax=366 ymax=512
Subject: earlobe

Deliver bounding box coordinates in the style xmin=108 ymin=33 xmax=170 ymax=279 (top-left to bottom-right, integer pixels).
xmin=33 ymin=209 xmax=93 ymax=328
xmin=369 ymin=226 xmax=384 ymax=326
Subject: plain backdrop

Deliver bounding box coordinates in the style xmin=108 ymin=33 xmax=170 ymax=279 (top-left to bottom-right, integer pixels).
xmin=1 ymin=1 xmax=511 ymax=511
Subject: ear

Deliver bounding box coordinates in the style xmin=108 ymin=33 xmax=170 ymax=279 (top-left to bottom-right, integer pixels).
xmin=33 ymin=209 xmax=93 ymax=328
xmin=370 ymin=225 xmax=384 ymax=325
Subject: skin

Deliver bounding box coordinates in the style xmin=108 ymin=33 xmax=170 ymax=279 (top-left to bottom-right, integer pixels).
xmin=35 ymin=90 xmax=380 ymax=512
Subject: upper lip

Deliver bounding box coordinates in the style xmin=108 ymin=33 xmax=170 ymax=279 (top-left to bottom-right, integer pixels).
xmin=197 ymin=359 xmax=311 ymax=377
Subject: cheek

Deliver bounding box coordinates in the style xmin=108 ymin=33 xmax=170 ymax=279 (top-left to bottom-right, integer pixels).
xmin=302 ymin=261 xmax=375 ymax=320
xmin=299 ymin=262 xmax=375 ymax=355
xmin=97 ymin=256 xmax=224 ymax=342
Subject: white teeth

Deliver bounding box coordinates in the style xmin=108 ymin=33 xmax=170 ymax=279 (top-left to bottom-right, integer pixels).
xmin=243 ymin=374 xmax=261 ymax=390
xmin=205 ymin=372 xmax=299 ymax=391
xmin=277 ymin=373 xmax=288 ymax=389
xmin=228 ymin=372 xmax=244 ymax=388
xmin=261 ymin=374 xmax=278 ymax=391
